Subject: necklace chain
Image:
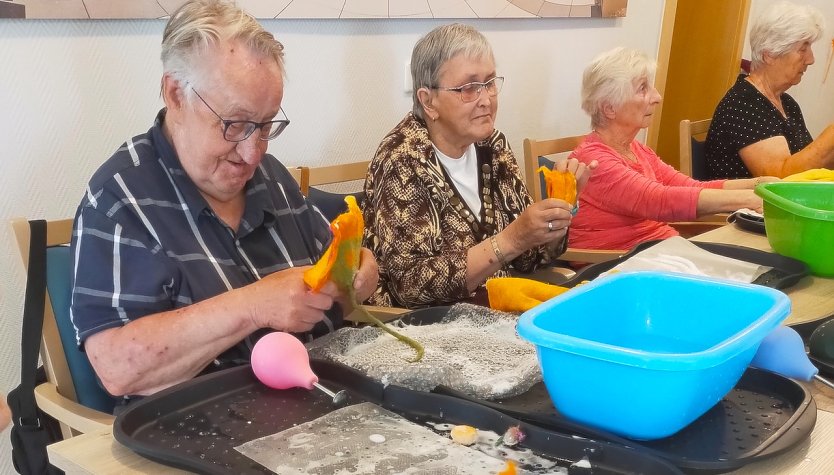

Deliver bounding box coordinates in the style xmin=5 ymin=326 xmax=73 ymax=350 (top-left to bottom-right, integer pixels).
xmin=748 ymin=75 xmax=784 ymax=114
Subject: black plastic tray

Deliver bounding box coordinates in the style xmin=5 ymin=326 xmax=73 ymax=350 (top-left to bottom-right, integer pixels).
xmin=727 ymin=212 xmax=766 ymax=235
xmin=400 ymin=307 xmax=817 ymax=473
xmin=563 ymin=239 xmax=809 ymax=289
xmin=113 ymin=360 xmax=681 ymax=474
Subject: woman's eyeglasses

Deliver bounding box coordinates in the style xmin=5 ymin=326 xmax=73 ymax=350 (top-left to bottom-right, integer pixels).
xmin=431 ymin=76 xmax=504 ymax=103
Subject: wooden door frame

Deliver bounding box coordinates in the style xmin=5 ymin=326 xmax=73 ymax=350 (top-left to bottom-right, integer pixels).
xmin=646 ymin=0 xmax=751 ymax=150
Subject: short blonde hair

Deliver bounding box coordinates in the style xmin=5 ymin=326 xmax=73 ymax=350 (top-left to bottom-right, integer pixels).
xmin=749 ymin=1 xmax=824 ymax=70
xmin=410 ymin=23 xmax=494 ymax=121
xmin=161 ymin=0 xmax=285 ymax=96
xmin=581 ymin=47 xmax=656 ymax=129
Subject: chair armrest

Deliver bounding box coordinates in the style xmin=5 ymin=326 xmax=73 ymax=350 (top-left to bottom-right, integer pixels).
xmin=345 ymin=305 xmax=409 ymax=324
xmin=670 ymin=221 xmax=726 ymax=239
xmin=560 ymin=248 xmax=625 ymax=264
xmin=34 ymin=382 xmax=114 ymax=434
xmin=695 ymin=213 xmax=730 ymax=223
xmin=511 ymin=266 xmax=576 ymax=285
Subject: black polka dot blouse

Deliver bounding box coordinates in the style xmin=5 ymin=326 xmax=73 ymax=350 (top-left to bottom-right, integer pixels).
xmin=704 ymin=74 xmax=812 ymax=179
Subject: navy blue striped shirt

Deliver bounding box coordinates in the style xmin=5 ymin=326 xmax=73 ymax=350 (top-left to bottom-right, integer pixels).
xmin=70 ymin=110 xmax=336 ymax=357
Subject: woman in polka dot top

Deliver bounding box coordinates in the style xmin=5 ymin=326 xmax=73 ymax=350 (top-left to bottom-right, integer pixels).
xmin=705 ymin=2 xmax=834 ymax=179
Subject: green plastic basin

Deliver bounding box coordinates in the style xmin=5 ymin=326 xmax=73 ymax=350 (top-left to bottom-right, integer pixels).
xmin=755 ymin=182 xmax=834 ymax=276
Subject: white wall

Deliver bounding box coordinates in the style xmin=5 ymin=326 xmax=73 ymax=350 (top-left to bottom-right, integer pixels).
xmin=0 ymin=3 xmax=670 ymax=470
xmin=744 ymin=0 xmax=834 ymax=137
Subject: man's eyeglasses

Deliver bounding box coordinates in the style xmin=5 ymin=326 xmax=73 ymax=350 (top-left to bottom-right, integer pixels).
xmin=191 ymin=88 xmax=290 ymax=142
xmin=431 ymin=76 xmax=504 ymax=103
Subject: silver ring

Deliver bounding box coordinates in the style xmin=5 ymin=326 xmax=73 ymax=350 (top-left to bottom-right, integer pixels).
xmin=547 ymin=221 xmax=554 ymax=232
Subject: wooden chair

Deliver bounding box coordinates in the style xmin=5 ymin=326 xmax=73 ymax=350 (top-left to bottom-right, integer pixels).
xmin=290 ymin=161 xmax=369 ymax=221
xmin=287 ymin=166 xmax=306 ymax=193
xmin=10 ymin=218 xmax=115 ymax=439
xmin=523 ymin=136 xmax=585 ymax=203
xmin=679 ymin=118 xmax=712 ymax=180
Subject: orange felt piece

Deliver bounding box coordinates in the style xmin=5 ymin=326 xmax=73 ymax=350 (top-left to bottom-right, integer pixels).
xmin=497 ymin=460 xmax=517 ymax=475
xmin=537 ymin=166 xmax=577 ymax=205
xmin=486 ymin=277 xmax=570 ymax=313
xmin=303 ymin=195 xmax=363 ymax=291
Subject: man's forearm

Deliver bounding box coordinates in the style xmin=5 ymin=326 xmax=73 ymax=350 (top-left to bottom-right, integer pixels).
xmin=84 ymin=288 xmax=255 ymax=396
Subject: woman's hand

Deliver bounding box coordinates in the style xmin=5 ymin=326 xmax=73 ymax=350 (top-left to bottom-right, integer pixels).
xmin=755 ymin=176 xmax=781 ymax=185
xmin=556 ymin=157 xmax=598 ymax=194
xmin=503 ymin=199 xmax=573 ymax=253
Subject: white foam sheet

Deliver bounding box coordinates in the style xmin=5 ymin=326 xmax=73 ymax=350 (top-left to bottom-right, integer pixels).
xmin=235 ymin=402 xmax=562 ymax=474
xmin=602 ymin=236 xmax=769 ymax=282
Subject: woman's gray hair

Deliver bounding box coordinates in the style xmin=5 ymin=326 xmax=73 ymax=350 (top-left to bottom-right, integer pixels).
xmin=749 ymin=1 xmax=825 ymax=70
xmin=411 ymin=23 xmax=494 ymax=120
xmin=581 ymin=47 xmax=656 ymax=129
xmin=161 ymin=0 xmax=285 ymax=99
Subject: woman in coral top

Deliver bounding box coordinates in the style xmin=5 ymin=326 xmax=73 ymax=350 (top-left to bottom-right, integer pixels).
xmin=568 ymin=47 xmax=777 ymax=251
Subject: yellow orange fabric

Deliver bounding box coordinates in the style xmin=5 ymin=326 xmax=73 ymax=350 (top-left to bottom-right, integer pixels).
xmin=486 ymin=277 xmax=570 ymax=313
xmin=783 ymin=168 xmax=834 ymax=182
xmin=303 ymin=195 xmax=363 ymax=291
xmin=537 ymin=166 xmax=577 ymax=204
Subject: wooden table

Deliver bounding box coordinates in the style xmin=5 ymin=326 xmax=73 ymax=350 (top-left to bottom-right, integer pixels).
xmin=48 ymin=428 xmax=186 ymax=474
xmin=48 ymin=224 xmax=834 ymax=474
xmin=45 ymin=411 xmax=834 ymax=474
xmin=692 ymin=224 xmax=834 ymax=327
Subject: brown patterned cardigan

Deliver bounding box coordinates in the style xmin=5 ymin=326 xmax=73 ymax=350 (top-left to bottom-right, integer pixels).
xmin=363 ymin=113 xmax=565 ymax=308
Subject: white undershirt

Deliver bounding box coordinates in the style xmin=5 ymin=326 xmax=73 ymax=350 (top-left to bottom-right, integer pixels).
xmin=434 ymin=143 xmax=482 ymax=220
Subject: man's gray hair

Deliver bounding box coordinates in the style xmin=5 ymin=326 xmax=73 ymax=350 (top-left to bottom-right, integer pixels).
xmin=749 ymin=1 xmax=825 ymax=70
xmin=581 ymin=47 xmax=656 ymax=129
xmin=161 ymin=0 xmax=285 ymax=99
xmin=411 ymin=23 xmax=494 ymax=120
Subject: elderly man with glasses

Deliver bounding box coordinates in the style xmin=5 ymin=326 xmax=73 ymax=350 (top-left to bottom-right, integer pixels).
xmin=362 ymin=23 xmax=595 ymax=309
xmin=69 ymin=0 xmax=378 ymax=403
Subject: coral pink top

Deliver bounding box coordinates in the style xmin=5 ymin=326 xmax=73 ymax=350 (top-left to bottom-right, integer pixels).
xmin=568 ymin=133 xmax=725 ymax=250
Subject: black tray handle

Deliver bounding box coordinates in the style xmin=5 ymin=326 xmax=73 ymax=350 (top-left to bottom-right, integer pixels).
xmin=113 ymin=365 xmax=260 ymax=475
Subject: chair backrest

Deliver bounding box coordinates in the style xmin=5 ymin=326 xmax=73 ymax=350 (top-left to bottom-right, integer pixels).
xmin=295 ymin=161 xmax=370 ymax=221
xmin=287 ymin=165 xmax=306 ymax=193
xmin=522 ymin=136 xmax=584 ymax=202
xmin=679 ymin=118 xmax=712 ymax=180
xmin=11 ymin=218 xmax=115 ymax=414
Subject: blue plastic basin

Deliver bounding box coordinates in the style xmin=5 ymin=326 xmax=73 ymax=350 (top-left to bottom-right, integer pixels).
xmin=516 ymin=271 xmax=790 ymax=440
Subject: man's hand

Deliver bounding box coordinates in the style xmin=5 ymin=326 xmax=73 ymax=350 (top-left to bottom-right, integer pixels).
xmin=352 ymin=247 xmax=379 ymax=303
xmin=246 ymin=267 xmax=338 ymax=332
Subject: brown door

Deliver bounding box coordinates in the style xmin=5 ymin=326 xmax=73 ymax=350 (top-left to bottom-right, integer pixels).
xmin=647 ymin=0 xmax=751 ymax=170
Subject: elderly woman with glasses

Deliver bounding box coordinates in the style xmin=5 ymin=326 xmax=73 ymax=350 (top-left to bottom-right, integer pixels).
xmin=705 ymin=1 xmax=834 ymax=179
xmin=69 ymin=0 xmax=377 ymax=400
xmin=363 ymin=23 xmax=594 ymax=309
xmin=567 ymin=47 xmax=775 ymax=252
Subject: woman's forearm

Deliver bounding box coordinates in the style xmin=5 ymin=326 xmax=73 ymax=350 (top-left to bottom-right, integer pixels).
xmin=696 ymin=189 xmax=762 ymax=215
